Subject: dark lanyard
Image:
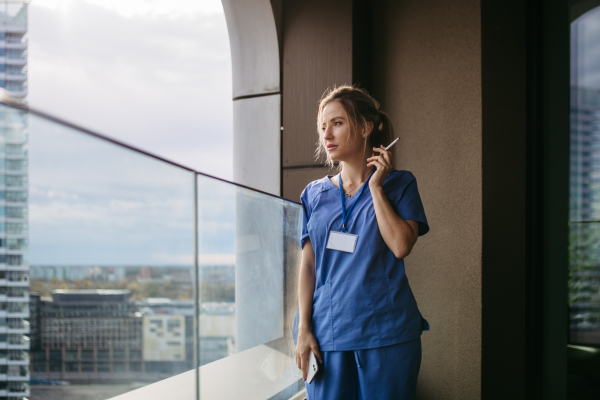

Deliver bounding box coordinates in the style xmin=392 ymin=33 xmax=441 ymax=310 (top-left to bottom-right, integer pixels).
xmin=339 ymin=170 xmax=375 ymax=233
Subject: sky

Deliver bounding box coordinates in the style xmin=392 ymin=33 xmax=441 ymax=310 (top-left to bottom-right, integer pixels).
xmin=573 ymin=7 xmax=600 ymax=90
xmin=28 ymin=0 xmax=233 ymax=180
xmin=27 ymin=107 xmax=238 ymax=266
xmin=24 ymin=0 xmax=239 ymax=265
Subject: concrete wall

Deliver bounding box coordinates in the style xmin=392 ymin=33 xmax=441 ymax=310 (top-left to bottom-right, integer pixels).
xmin=222 ymin=0 xmax=286 ymax=357
xmin=280 ymin=0 xmax=486 ymax=397
xmin=371 ymin=0 xmax=482 ymax=398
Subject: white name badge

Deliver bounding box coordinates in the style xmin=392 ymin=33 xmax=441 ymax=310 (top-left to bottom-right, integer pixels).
xmin=326 ymin=231 xmax=358 ymax=253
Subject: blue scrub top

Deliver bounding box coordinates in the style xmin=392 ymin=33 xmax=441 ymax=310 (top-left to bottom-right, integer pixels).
xmin=299 ymin=169 xmax=430 ymax=352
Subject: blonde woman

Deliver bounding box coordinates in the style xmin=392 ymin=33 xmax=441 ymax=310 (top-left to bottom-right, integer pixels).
xmin=294 ymin=86 xmax=430 ymax=399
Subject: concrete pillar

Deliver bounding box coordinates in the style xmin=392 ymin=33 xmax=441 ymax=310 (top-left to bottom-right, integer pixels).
xmin=222 ymin=0 xmax=280 ymax=195
xmin=222 ymin=0 xmax=286 ymax=353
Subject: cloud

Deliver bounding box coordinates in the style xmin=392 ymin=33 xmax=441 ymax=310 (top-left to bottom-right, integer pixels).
xmin=35 ymin=0 xmax=224 ymax=18
xmin=22 ymin=2 xmax=299 ymax=267
xmin=573 ymin=8 xmax=600 ymax=90
xmin=28 ymin=0 xmax=233 ymax=180
xmin=27 ymin=114 xmax=235 ymax=265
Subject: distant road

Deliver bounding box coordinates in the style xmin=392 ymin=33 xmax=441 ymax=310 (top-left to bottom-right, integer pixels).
xmin=31 ymin=383 xmax=146 ymax=400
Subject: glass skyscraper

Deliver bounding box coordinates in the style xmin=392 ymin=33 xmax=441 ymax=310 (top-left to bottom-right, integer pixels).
xmin=570 ymin=8 xmax=600 ymax=346
xmin=0 ymin=1 xmax=29 ymax=398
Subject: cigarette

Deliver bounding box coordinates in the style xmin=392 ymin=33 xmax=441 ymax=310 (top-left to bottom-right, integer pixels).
xmin=384 ymin=137 xmax=400 ymax=151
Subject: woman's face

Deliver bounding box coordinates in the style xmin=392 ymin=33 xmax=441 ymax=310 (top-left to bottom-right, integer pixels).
xmin=320 ymin=101 xmax=366 ymax=162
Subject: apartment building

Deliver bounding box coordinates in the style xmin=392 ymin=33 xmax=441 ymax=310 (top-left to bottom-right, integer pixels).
xmin=31 ymin=290 xmax=142 ymax=376
xmin=140 ymin=298 xmax=235 ymax=367
xmin=0 ymin=1 xmax=27 ymax=399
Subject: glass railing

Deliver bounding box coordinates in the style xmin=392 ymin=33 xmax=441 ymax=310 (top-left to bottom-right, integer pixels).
xmin=5 ymin=190 xmax=26 ymax=202
xmin=7 ymin=381 xmax=29 ymax=395
xmin=5 ymin=38 xmax=26 ymax=45
xmin=7 ymin=334 xmax=28 ymax=346
xmin=7 ymin=272 xmax=27 ymax=283
xmin=7 ymin=320 xmax=29 ymax=331
xmin=7 ymin=350 xmax=28 ymax=361
xmin=5 ymin=159 xmax=26 ymax=171
xmin=0 ymin=91 xmax=305 ymax=400
xmin=6 ymin=239 xmax=27 ymax=251
xmin=5 ymin=51 xmax=25 ymax=60
xmin=6 ymin=132 xmax=26 ymax=143
xmin=5 ymin=145 xmax=27 ymax=157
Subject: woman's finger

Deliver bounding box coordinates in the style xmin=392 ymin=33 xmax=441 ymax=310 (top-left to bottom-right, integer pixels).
xmin=301 ymin=355 xmax=308 ymax=380
xmin=372 ymin=147 xmax=392 ymax=164
xmin=312 ymin=345 xmax=323 ymax=364
xmin=372 ymin=147 xmax=388 ymax=154
xmin=367 ymin=161 xmax=383 ymax=171
xmin=368 ymin=159 xmax=385 ymax=170
xmin=367 ymin=154 xmax=386 ymax=165
xmin=375 ymin=152 xmax=392 ymax=168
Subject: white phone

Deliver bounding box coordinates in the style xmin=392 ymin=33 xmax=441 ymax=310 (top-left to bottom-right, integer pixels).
xmin=306 ymin=351 xmax=319 ymax=384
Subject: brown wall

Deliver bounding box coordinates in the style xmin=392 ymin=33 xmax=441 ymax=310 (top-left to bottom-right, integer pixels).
xmin=281 ymin=0 xmax=352 ymax=202
xmin=371 ymin=0 xmax=482 ymax=398
xmin=280 ymin=0 xmax=534 ymax=398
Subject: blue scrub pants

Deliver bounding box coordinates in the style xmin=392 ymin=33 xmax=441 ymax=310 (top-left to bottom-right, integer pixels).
xmin=306 ymin=337 xmax=422 ymax=400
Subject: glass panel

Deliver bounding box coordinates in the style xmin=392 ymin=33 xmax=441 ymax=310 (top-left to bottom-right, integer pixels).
xmin=570 ymin=7 xmax=600 ymax=342
xmin=570 ymin=5 xmax=600 ymax=396
xmin=3 ymin=101 xmax=197 ymax=399
xmin=0 ymin=90 xmax=305 ymax=400
xmin=197 ymin=174 xmax=304 ymax=399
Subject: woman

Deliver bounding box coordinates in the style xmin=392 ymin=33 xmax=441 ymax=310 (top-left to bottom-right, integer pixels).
xmin=294 ymin=85 xmax=430 ymax=399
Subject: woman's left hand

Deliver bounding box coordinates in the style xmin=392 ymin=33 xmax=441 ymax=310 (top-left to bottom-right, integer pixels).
xmin=367 ymin=145 xmax=393 ymax=189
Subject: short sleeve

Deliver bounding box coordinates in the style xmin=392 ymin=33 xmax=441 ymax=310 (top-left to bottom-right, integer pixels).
xmin=300 ymin=186 xmax=312 ymax=249
xmin=394 ymin=173 xmax=429 ymax=236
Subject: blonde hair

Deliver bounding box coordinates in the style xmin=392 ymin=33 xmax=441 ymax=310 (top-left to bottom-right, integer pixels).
xmin=316 ymin=85 xmax=394 ymax=169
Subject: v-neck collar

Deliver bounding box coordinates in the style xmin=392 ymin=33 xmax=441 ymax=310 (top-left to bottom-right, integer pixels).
xmin=322 ymin=171 xmax=398 ymax=198
xmin=324 ymin=174 xmax=369 ymax=199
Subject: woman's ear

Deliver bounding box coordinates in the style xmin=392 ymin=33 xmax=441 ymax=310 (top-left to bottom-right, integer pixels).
xmin=362 ymin=121 xmax=374 ymax=137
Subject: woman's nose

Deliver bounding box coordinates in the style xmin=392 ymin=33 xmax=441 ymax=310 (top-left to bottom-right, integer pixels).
xmin=323 ymin=126 xmax=333 ymax=139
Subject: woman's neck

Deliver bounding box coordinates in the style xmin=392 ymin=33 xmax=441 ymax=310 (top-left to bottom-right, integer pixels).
xmin=340 ymin=159 xmax=374 ymax=188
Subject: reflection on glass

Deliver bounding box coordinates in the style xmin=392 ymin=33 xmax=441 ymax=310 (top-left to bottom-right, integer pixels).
xmin=197 ymin=174 xmax=304 ymax=399
xmin=0 ymin=86 xmax=307 ymax=400
xmin=569 ymin=5 xmax=600 ymax=397
xmin=570 ymin=5 xmax=600 ymax=345
xmin=20 ymin=102 xmax=195 ymax=399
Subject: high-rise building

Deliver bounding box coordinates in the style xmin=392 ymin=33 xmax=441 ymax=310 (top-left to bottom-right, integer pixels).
xmin=0 ymin=2 xmax=28 ymax=399
xmin=569 ymin=86 xmax=600 ymax=343
xmin=570 ymin=87 xmax=600 ymax=222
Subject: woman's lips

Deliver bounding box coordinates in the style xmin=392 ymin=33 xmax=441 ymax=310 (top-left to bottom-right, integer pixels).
xmin=326 ymin=145 xmax=337 ymax=152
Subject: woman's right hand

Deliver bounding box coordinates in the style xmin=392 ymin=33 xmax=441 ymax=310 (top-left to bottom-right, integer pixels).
xmin=295 ymin=330 xmax=323 ymax=381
